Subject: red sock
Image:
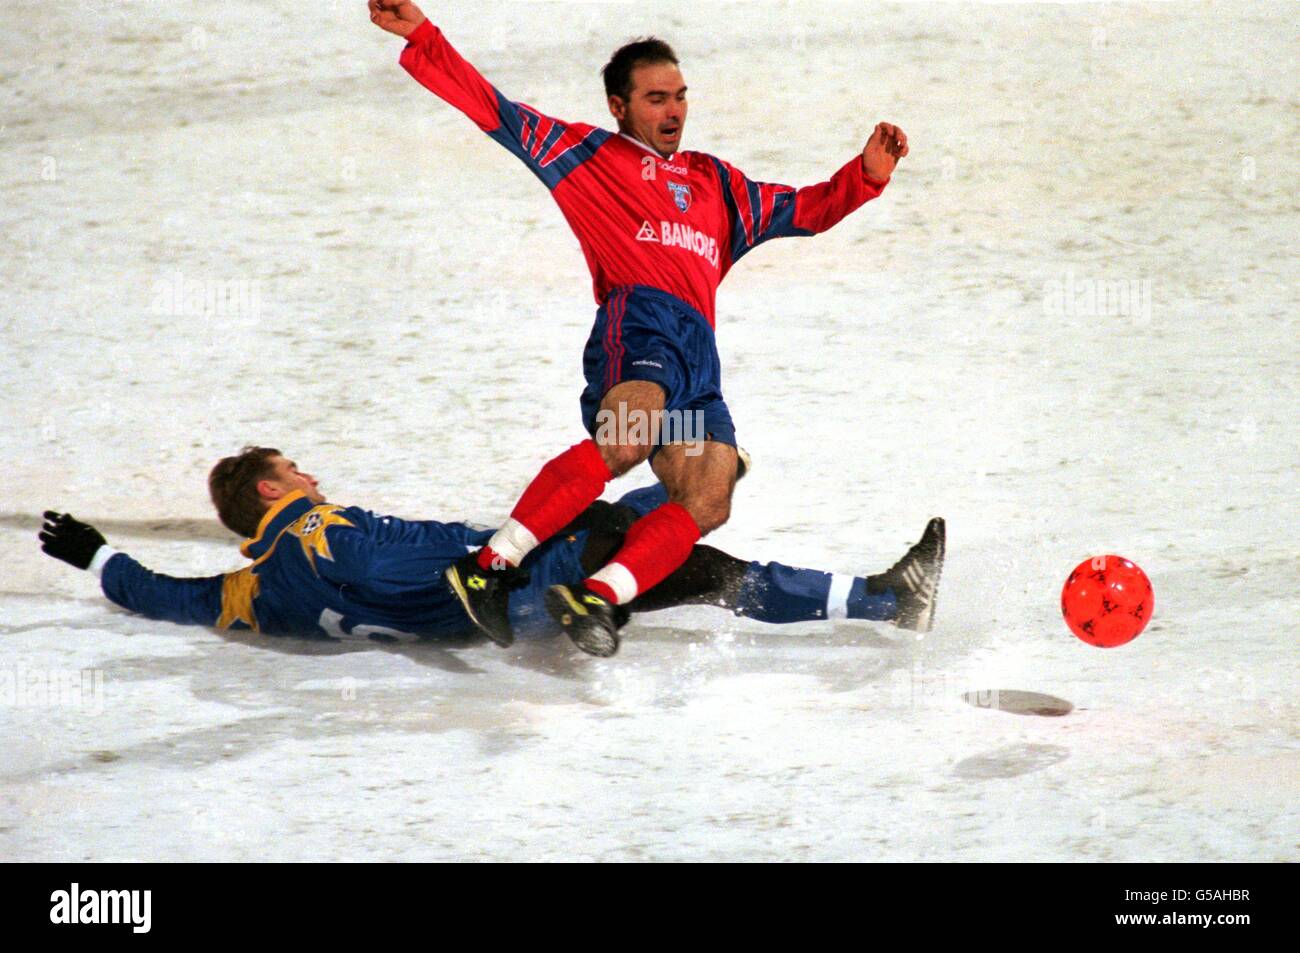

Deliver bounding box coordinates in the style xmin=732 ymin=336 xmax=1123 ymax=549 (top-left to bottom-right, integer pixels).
xmin=477 ymin=440 xmax=613 ymax=570
xmin=585 ymin=503 xmax=701 ymax=604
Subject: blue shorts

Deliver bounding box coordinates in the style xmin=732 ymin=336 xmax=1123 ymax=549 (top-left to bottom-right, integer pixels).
xmin=580 ymin=285 xmax=737 ymax=450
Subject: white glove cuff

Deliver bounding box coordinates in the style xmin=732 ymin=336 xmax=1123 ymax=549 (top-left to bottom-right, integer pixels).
xmin=88 ymin=546 xmax=118 ymax=577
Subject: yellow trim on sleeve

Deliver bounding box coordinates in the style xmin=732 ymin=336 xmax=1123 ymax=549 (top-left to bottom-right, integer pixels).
xmin=217 ymin=567 xmax=261 ymax=632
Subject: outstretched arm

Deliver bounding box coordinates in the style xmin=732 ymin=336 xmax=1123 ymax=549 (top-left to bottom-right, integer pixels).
xmin=372 ymin=0 xmax=501 ymax=131
xmin=40 ymin=512 xmax=241 ymax=630
xmin=713 ymin=122 xmax=908 ymax=270
xmin=372 ymin=0 xmax=604 ymax=189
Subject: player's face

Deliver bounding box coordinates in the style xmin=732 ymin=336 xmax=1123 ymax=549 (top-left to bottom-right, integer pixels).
xmin=613 ymin=61 xmax=687 ymax=156
xmin=260 ymin=456 xmax=326 ymax=505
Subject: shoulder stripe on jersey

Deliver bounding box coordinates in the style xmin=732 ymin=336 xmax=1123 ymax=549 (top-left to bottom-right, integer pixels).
xmin=708 ymin=154 xmax=802 ymax=265
xmin=526 ymin=111 xmax=551 ymax=154
xmin=745 ymin=178 xmax=763 ymax=245
xmin=488 ymin=90 xmax=612 ymax=190
xmin=761 ymin=182 xmax=793 ymax=235
xmin=729 ymin=168 xmax=755 ymax=245
xmin=534 ymin=121 xmax=567 ymax=162
xmin=540 ymin=126 xmax=606 ymax=170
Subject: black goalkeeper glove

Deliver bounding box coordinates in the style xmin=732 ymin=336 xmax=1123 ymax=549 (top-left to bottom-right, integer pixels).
xmin=39 ymin=511 xmax=107 ymax=570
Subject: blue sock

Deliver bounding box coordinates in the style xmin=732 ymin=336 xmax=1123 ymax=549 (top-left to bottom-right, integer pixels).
xmin=734 ymin=561 xmax=896 ymax=624
xmin=845 ymin=576 xmax=897 ymax=621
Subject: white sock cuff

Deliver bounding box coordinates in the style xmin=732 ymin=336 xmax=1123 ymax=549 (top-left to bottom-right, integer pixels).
xmin=826 ymin=573 xmax=853 ymax=620
xmin=589 ymin=562 xmax=639 ymax=605
xmin=487 ymin=518 xmax=539 ymax=567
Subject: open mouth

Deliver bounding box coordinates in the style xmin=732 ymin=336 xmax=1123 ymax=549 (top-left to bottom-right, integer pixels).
xmin=659 ymin=124 xmax=680 ymax=141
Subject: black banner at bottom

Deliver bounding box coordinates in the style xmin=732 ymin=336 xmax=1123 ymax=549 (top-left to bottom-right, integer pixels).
xmin=2 ymin=862 xmax=1284 ymax=941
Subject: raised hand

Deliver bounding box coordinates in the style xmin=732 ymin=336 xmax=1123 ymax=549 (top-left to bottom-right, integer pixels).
xmin=368 ymin=0 xmax=426 ymax=39
xmin=39 ymin=511 xmax=108 ymax=571
xmin=862 ymin=122 xmax=908 ymax=182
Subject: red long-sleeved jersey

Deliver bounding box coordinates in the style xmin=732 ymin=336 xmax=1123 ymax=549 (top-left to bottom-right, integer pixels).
xmin=399 ymin=19 xmax=888 ymax=328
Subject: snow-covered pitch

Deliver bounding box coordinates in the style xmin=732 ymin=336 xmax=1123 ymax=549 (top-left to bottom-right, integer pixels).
xmin=1 ymin=1 xmax=1294 ymax=861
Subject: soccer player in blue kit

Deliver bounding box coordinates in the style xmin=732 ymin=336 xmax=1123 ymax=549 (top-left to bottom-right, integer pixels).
xmin=38 ymin=448 xmax=943 ymax=649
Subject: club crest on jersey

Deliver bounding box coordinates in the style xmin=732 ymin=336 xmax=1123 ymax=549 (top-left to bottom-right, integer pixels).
xmin=666 ymin=181 xmax=692 ymax=213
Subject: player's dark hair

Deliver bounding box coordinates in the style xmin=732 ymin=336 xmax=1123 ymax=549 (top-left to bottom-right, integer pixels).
xmin=602 ymin=37 xmax=679 ymax=102
xmin=208 ymin=446 xmax=283 ymax=538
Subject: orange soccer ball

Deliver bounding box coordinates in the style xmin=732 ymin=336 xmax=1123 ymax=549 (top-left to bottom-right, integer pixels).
xmin=1060 ymin=556 xmax=1154 ymax=648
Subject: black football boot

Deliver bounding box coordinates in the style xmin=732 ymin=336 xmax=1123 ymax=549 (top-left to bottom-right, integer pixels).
xmin=545 ymin=583 xmax=629 ymax=657
xmin=445 ymin=551 xmax=528 ymax=647
xmin=867 ymin=517 xmax=946 ymax=633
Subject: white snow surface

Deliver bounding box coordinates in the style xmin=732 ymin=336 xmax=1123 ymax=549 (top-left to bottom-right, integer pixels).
xmin=1 ymin=0 xmax=1296 ymax=861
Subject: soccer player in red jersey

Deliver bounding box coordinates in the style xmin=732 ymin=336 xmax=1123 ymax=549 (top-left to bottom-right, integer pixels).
xmin=370 ymin=1 xmax=919 ymax=655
